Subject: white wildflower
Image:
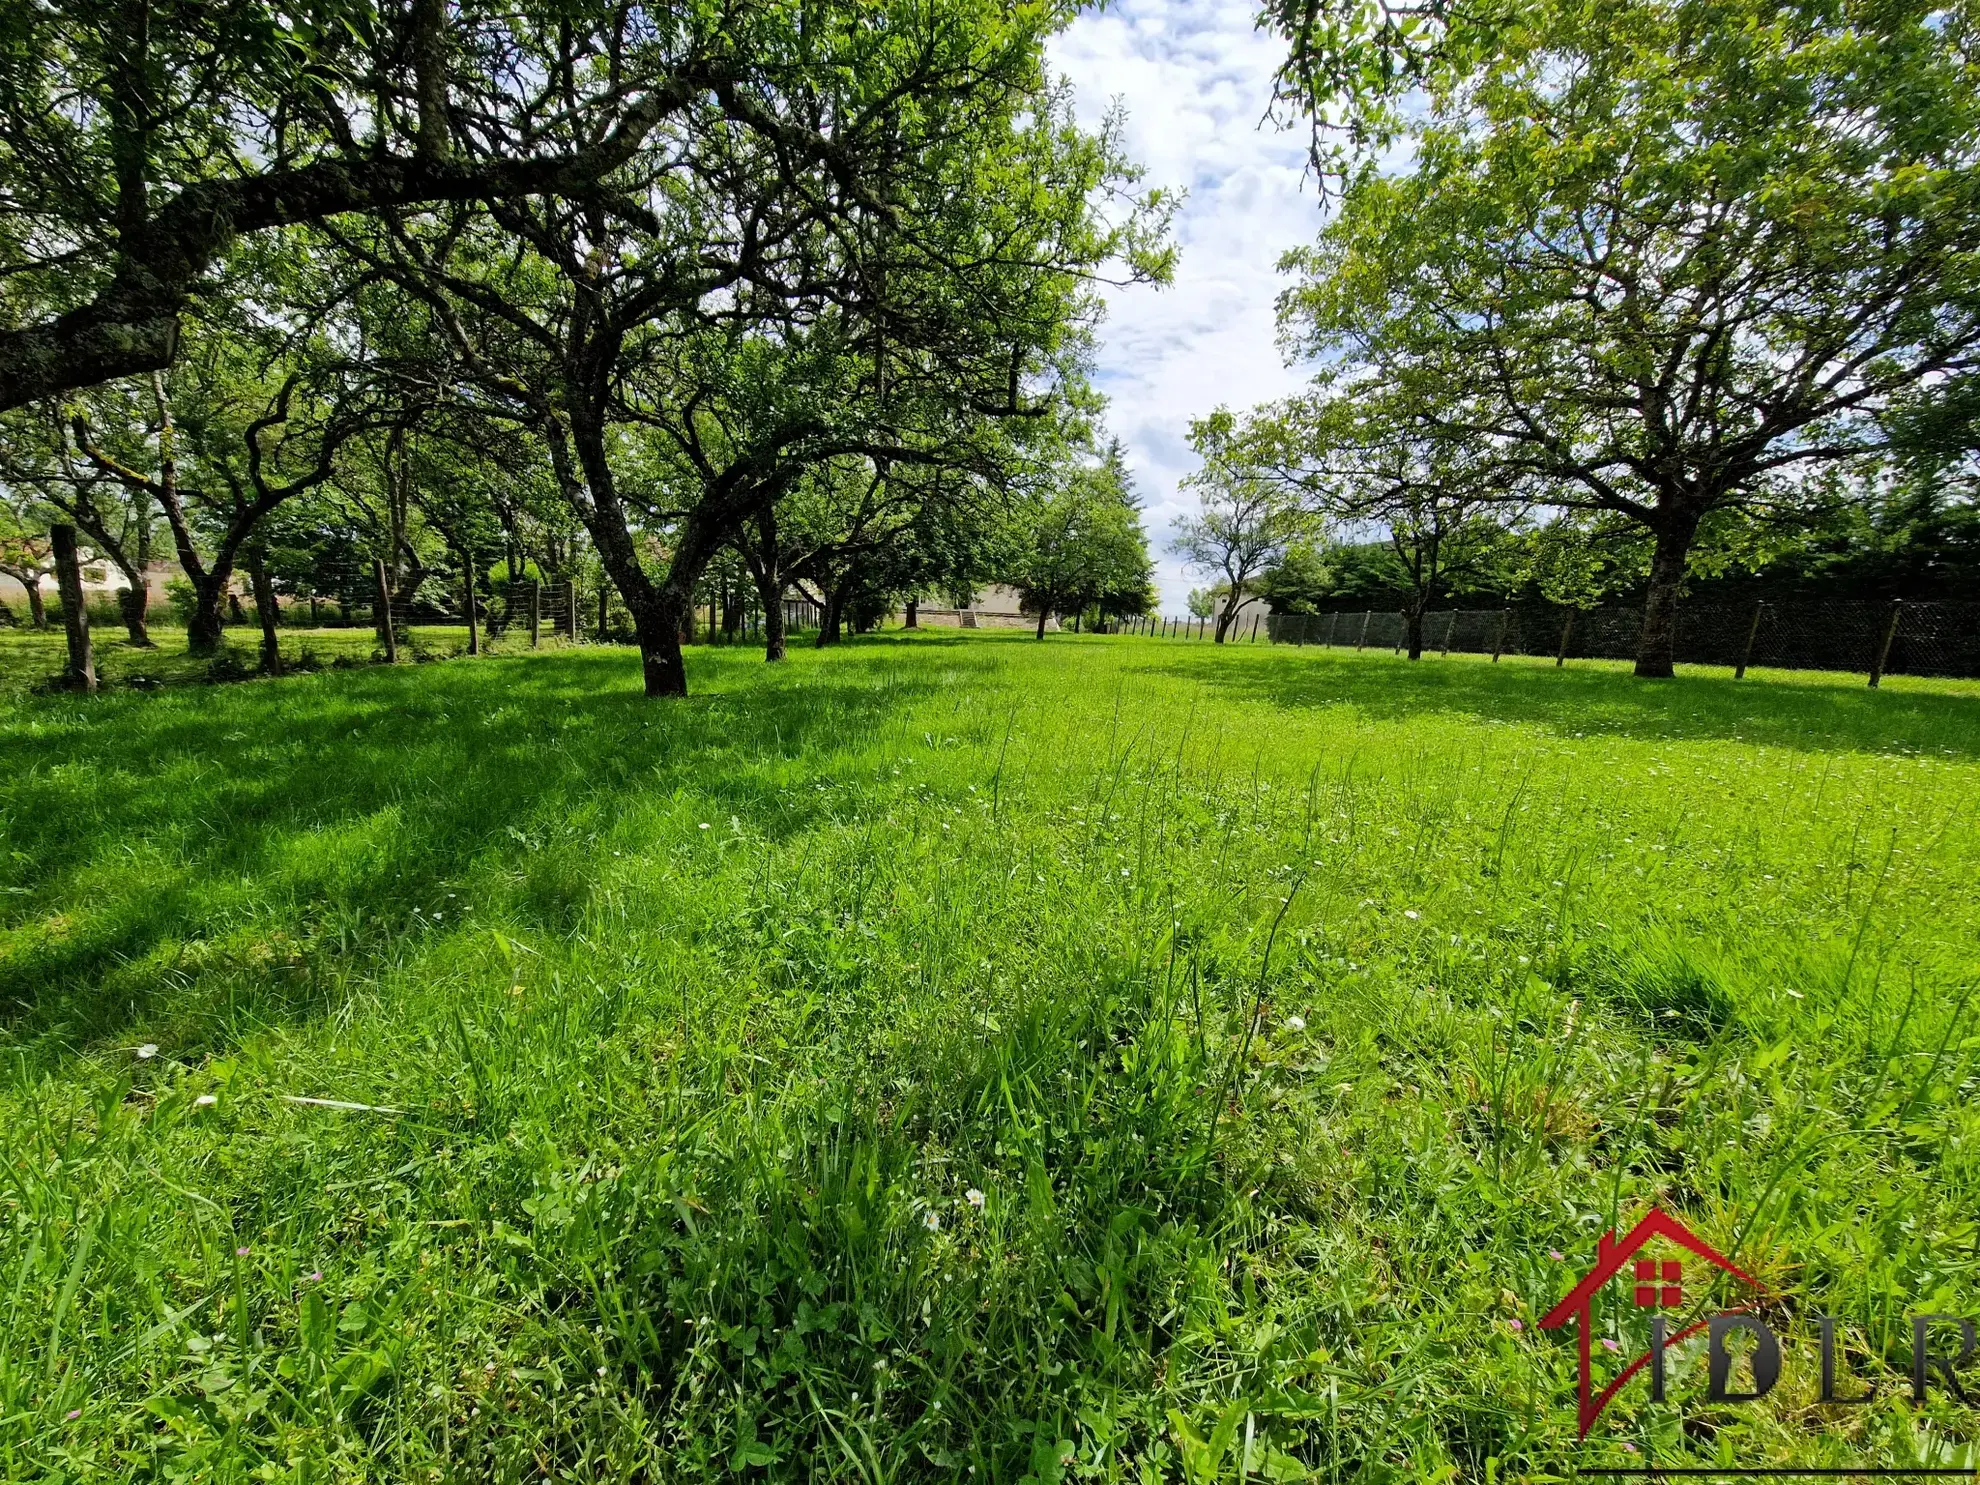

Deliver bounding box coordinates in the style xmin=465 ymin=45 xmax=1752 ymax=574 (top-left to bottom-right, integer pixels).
xmin=1284 ymin=1015 xmax=1306 ymax=1032
xmin=194 ymin=1094 xmax=217 ymax=1107
xmin=965 ymin=1188 xmax=985 ymax=1209
xmin=923 ymin=1210 xmax=941 ymax=1231
xmin=136 ymin=1043 xmax=158 ymax=1060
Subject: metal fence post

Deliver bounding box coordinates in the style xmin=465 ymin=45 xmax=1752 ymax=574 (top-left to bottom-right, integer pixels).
xmin=1441 ymin=611 xmax=1456 ymax=658
xmin=1868 ymin=600 xmax=1903 ymax=688
xmin=462 ymin=549 xmax=480 ymax=656
xmin=1735 ymin=601 xmax=1764 ymax=679
xmin=530 ymin=582 xmax=541 ymax=649
xmin=1393 ymin=612 xmax=1404 ymax=655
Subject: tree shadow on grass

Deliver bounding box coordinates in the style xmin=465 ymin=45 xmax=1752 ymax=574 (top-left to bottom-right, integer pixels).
xmin=0 ymin=645 xmax=951 ymax=1057
xmin=1136 ymin=646 xmax=1980 ymax=760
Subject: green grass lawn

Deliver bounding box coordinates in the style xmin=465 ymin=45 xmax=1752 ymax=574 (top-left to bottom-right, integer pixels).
xmin=0 ymin=624 xmax=492 ymax=696
xmin=3 ymin=632 xmax=1978 ymax=1481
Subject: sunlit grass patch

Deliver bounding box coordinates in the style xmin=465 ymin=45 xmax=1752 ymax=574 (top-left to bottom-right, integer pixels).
xmin=2 ymin=633 xmax=1977 ymax=1479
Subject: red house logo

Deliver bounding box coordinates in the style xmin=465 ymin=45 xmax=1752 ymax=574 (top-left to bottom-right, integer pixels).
xmin=1539 ymin=1209 xmax=1766 ymax=1437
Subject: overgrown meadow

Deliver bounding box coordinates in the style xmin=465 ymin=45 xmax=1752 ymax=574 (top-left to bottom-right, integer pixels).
xmin=3 ymin=631 xmax=1978 ymax=1482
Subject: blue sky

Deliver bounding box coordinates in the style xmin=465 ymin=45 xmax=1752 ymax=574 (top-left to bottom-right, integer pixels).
xmin=1050 ymin=0 xmax=1325 ymax=613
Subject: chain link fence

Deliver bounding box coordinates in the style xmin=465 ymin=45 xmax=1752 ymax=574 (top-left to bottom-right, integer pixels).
xmin=1253 ymin=600 xmax=1980 ymax=681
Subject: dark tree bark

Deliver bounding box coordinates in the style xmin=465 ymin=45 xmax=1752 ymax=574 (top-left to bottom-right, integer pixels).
xmin=247 ymin=550 xmax=284 ymax=674
xmin=1214 ymin=590 xmax=1248 ymax=643
xmin=50 ymin=524 xmax=96 ymax=691
xmin=115 ymin=581 xmax=151 ymax=647
xmin=738 ymin=510 xmax=789 ymax=663
xmin=814 ymin=582 xmax=845 ymax=647
xmin=903 ymin=597 xmax=918 ymax=628
xmin=1635 ymin=507 xmax=1701 ymax=679
xmin=13 ymin=575 xmax=48 ymax=629
xmin=1404 ymin=599 xmax=1427 ymax=661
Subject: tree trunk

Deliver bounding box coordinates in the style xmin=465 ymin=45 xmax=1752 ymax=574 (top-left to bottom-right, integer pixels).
xmin=373 ymin=558 xmax=399 ymax=662
xmin=117 ymin=576 xmax=153 ymax=646
xmin=187 ymin=574 xmax=228 ymax=653
xmin=816 ymin=586 xmax=844 ymax=647
xmin=635 ymin=589 xmax=690 ymax=697
xmin=22 ymin=576 xmax=47 ymax=629
xmin=1635 ymin=510 xmax=1700 ymax=679
xmin=904 ymin=597 xmax=918 ymax=629
xmin=1214 ymin=590 xmax=1246 ymax=644
xmin=1405 ymin=602 xmax=1426 ymax=661
xmin=248 ymin=554 xmax=284 ymax=674
xmin=1035 ymin=603 xmax=1049 ymax=640
xmin=740 ymin=510 xmax=787 ymax=662
xmin=50 ymin=524 xmax=96 ymax=691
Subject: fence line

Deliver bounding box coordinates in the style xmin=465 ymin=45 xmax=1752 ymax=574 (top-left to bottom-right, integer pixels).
xmin=1117 ymin=600 xmax=1980 ymax=683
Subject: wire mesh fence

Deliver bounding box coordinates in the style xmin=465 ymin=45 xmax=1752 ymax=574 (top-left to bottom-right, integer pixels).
xmin=1240 ymin=599 xmax=1980 ymax=681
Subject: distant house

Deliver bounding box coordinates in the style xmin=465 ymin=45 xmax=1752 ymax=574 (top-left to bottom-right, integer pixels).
xmin=912 ymin=584 xmax=1057 ymax=631
xmin=0 ymin=556 xmax=180 ymax=613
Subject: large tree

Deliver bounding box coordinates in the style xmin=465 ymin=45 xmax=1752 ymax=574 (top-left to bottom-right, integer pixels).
xmin=1276 ymin=0 xmax=1980 ymax=676
xmin=335 ymin=1 xmax=1164 ymax=696
xmin=0 ymin=0 xmax=879 ymax=408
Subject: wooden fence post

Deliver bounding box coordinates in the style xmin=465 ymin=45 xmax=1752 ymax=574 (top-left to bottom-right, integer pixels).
xmin=1736 ymin=601 xmax=1765 ymax=680
xmin=1868 ymin=600 xmax=1903 ymax=689
xmin=1555 ymin=609 xmax=1575 ymax=667
xmin=373 ymin=558 xmax=398 ymax=663
xmin=1250 ymin=614 xmax=1260 ymax=643
xmin=1356 ymin=611 xmax=1372 ymax=651
xmin=530 ymin=582 xmax=541 ymax=649
xmin=1492 ymin=608 xmax=1509 ymax=663
xmin=1441 ymin=612 xmax=1456 ymax=658
xmin=50 ymin=523 xmax=96 ymax=692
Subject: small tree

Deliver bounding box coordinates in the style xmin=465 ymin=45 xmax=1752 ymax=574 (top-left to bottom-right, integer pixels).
xmin=0 ymin=494 xmax=52 ymax=628
xmin=1014 ymin=443 xmax=1154 ymax=637
xmin=1176 ymin=410 xmax=1312 ymax=642
xmin=1197 ymin=392 xmax=1521 ymax=657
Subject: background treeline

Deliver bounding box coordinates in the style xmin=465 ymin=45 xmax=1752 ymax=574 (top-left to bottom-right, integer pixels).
xmin=1174 ymin=0 xmax=1980 ymax=670
xmin=1249 ymin=484 xmax=1980 ymax=617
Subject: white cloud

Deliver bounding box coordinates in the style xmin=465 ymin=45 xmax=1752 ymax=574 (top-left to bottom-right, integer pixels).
xmin=1050 ymin=0 xmax=1324 ymax=612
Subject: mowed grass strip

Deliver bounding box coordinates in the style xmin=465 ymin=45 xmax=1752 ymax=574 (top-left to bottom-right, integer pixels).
xmin=2 ymin=632 xmax=1977 ymax=1481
